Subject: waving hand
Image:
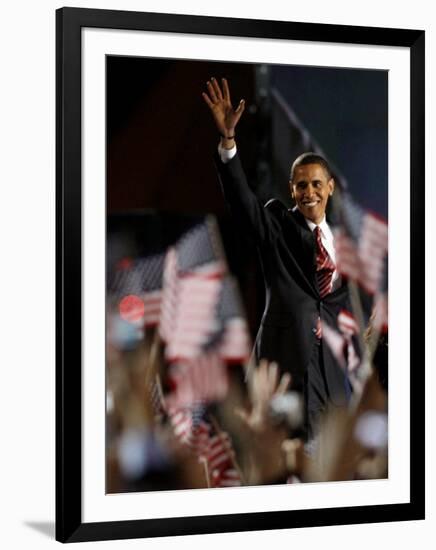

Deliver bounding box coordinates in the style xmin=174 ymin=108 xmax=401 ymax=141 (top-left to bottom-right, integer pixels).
xmin=202 ymin=77 xmax=245 ymax=139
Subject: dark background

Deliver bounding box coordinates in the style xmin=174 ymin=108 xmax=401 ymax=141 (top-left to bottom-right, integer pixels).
xmin=107 ymin=56 xmax=388 ymax=335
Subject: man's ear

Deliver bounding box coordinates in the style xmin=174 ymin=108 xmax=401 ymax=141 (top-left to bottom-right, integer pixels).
xmin=328 ymin=178 xmax=335 ymax=196
xmin=289 ymin=180 xmax=294 ymax=199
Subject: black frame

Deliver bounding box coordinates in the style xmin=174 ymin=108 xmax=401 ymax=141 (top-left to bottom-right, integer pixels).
xmin=56 ymin=7 xmax=425 ymax=543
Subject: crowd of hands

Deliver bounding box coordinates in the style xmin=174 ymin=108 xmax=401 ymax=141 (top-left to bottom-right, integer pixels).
xmin=107 ymin=325 xmax=387 ymax=492
xmin=107 ymin=327 xmax=306 ymax=490
xmin=164 ymin=358 xmax=299 ymax=488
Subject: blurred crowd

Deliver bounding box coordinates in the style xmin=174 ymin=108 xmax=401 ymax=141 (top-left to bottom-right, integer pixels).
xmin=106 ymin=215 xmax=388 ymax=493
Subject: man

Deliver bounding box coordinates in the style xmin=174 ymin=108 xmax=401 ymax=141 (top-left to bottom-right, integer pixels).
xmin=203 ymin=77 xmax=354 ymax=440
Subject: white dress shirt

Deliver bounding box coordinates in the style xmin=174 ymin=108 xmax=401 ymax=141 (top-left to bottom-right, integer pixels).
xmin=218 ymin=142 xmax=237 ymax=163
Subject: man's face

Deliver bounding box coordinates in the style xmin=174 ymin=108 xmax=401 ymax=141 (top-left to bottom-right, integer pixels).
xmin=291 ymin=163 xmax=334 ymax=224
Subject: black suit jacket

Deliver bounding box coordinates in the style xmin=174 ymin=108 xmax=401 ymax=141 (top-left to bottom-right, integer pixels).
xmin=215 ymin=151 xmax=353 ymax=405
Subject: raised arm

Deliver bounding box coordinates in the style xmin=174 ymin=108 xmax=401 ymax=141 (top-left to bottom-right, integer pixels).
xmin=202 ymin=78 xmax=281 ymax=246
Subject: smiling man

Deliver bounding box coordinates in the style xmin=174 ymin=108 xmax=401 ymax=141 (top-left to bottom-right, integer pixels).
xmin=203 ymin=77 xmax=354 ymax=441
xmin=291 ymin=157 xmax=334 ymax=224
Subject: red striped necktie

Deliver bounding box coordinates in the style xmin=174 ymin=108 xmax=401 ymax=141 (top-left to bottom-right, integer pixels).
xmin=314 ymin=225 xmax=335 ymax=339
xmin=314 ymin=226 xmax=335 ymax=298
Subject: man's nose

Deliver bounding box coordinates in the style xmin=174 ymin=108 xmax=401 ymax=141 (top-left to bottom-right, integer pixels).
xmin=304 ymin=185 xmax=315 ymax=197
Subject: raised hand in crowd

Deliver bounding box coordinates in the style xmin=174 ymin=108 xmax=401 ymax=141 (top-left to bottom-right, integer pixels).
xmin=236 ymin=359 xmax=292 ymax=433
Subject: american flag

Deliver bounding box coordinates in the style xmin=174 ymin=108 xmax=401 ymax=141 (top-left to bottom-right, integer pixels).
xmin=206 ymin=276 xmax=252 ymax=364
xmin=165 ymin=352 xmax=229 ymax=409
xmin=109 ymin=253 xmax=165 ymax=327
xmin=333 ymin=192 xmax=388 ymax=295
xmin=159 ymin=221 xmax=252 ymax=427
xmin=321 ymin=321 xmax=347 ymax=370
xmin=177 ymin=216 xmax=227 ymax=278
xmin=163 ymin=272 xmax=222 ymax=361
xmin=322 ymin=309 xmax=360 ymax=373
xmin=159 ymin=219 xmax=228 ymax=359
xmin=166 ymin=403 xmax=211 ymax=453
xmin=338 ymin=308 xmax=359 ymax=337
xmin=162 ymin=274 xmax=250 ymax=409
xmin=166 ymin=404 xmax=242 ymax=488
xmin=205 ymin=431 xmax=242 ymax=488
xmin=205 ymin=432 xmax=234 ymax=472
xmin=219 ymin=318 xmax=251 ymax=364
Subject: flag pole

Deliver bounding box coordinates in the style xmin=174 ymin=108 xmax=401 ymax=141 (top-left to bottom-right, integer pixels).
xmin=348 ymin=280 xmax=373 ymax=389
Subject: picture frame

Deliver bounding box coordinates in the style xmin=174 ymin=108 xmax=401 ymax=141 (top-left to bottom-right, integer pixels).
xmin=56 ymin=6 xmax=425 ymax=543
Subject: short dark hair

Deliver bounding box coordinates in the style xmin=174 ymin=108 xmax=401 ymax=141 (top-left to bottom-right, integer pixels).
xmin=290 ymin=152 xmax=332 ymax=181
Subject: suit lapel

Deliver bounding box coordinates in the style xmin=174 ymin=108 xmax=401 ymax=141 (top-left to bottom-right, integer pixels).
xmin=287 ymin=208 xmax=318 ymax=295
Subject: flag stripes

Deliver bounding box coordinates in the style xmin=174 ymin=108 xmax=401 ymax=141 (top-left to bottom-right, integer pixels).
xmin=334 ymin=193 xmax=388 ymax=295
xmin=321 ymin=309 xmax=360 ymax=373
xmin=166 ymin=353 xmax=229 ymax=409
xmin=164 ymin=275 xmax=222 ymax=361
xmin=166 ymin=405 xmax=241 ymax=488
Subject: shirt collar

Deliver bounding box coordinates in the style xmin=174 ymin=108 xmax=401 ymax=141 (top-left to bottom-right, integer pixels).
xmin=304 ymin=216 xmax=332 ymax=240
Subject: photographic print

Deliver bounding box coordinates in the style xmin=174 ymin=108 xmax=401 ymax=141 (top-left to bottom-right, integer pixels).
xmin=56 ymin=7 xmax=424 ymax=542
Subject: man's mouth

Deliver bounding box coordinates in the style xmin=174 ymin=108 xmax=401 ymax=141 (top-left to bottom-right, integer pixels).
xmin=302 ymin=200 xmax=320 ymax=208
